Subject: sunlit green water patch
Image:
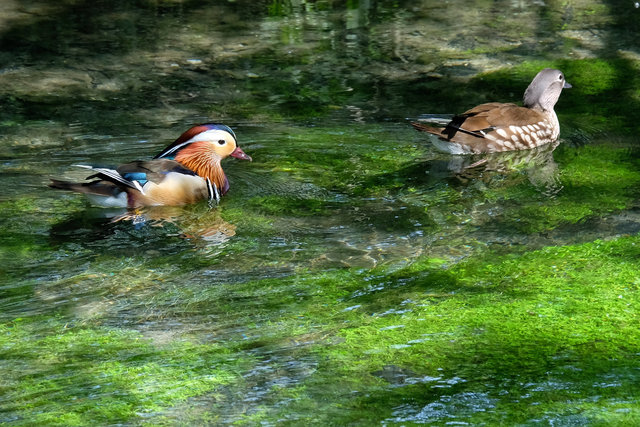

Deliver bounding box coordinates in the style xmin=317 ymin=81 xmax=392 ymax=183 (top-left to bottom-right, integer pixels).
xmin=0 ymin=318 xmax=252 ymax=425
xmin=474 ymin=144 xmax=640 ymax=234
xmin=194 ymin=236 xmax=640 ymax=425
xmin=2 ymin=0 xmax=640 ymax=424
xmin=4 ymin=232 xmax=640 ymax=424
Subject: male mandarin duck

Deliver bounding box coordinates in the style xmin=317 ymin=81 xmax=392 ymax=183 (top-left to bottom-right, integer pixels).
xmin=49 ymin=123 xmax=251 ymax=208
xmin=412 ymin=68 xmax=571 ymax=154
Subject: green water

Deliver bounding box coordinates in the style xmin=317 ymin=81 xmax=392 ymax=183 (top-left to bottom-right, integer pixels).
xmin=2 ymin=0 xmax=640 ymax=425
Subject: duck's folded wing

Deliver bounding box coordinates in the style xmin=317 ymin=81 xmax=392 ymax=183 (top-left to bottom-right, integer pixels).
xmin=71 ymin=159 xmax=195 ymax=193
xmin=73 ymin=164 xmax=146 ymax=194
xmin=462 ymin=103 xmax=548 ymax=128
xmin=441 ymin=103 xmax=507 ymax=139
xmin=445 ymin=103 xmax=548 ymax=141
xmin=118 ymin=160 xmax=220 ymax=204
xmin=115 ymin=160 xmax=197 ymax=187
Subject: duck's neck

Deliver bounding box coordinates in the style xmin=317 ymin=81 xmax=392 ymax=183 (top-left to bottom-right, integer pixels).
xmin=525 ymin=91 xmax=560 ymax=113
xmin=546 ymin=110 xmax=560 ymax=140
xmin=175 ymin=144 xmax=230 ymax=195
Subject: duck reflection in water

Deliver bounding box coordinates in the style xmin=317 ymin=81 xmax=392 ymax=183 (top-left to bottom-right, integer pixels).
xmin=387 ymin=137 xmax=562 ymax=198
xmin=113 ymin=205 xmax=237 ymax=244
xmin=436 ymin=140 xmax=563 ymax=196
xmin=49 ymin=204 xmax=236 ymax=249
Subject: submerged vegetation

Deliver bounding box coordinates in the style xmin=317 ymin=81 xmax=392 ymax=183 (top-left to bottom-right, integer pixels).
xmin=1 ymin=0 xmax=640 ymax=425
xmin=3 ymin=233 xmax=640 ymax=424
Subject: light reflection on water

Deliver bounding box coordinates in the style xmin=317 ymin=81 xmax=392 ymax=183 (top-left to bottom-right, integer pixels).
xmin=2 ymin=116 xmax=636 ymax=425
xmin=1 ymin=0 xmax=640 ymax=425
xmin=3 ymin=121 xmax=633 ymax=324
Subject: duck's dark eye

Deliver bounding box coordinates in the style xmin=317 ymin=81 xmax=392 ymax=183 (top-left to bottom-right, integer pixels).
xmin=558 ymin=74 xmax=563 ymax=81
xmin=217 ymin=139 xmax=226 ymax=145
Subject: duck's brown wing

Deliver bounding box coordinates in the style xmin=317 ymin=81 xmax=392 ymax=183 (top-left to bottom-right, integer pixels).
xmin=443 ymin=103 xmax=514 ymax=139
xmin=412 ymin=103 xmax=553 ymax=153
xmin=446 ymin=103 xmax=547 ymax=146
xmin=411 ymin=103 xmax=519 ymax=140
xmin=466 ymin=103 xmax=546 ymax=127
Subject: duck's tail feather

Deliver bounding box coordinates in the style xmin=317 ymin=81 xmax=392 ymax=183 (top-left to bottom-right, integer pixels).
xmin=410 ymin=122 xmax=445 ymax=135
xmin=49 ymin=179 xmax=120 ymax=197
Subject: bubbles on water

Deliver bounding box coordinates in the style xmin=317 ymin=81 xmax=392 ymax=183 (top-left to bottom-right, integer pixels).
xmin=388 ymin=391 xmax=496 ymax=424
xmin=379 ymin=324 xmax=405 ymax=331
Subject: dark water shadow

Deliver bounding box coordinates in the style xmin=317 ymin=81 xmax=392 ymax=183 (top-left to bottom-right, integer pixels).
xmin=48 ymin=204 xmax=235 ymax=256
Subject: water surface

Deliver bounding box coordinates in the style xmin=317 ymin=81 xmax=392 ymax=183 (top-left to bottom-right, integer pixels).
xmin=2 ymin=1 xmax=640 ymax=425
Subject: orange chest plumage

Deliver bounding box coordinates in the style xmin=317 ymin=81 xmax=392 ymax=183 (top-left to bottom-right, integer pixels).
xmin=174 ymin=141 xmax=230 ymax=195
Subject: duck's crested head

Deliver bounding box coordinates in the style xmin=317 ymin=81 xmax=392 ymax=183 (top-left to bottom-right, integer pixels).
xmin=154 ymin=123 xmax=251 ymax=197
xmin=523 ymin=68 xmax=571 ymax=112
xmin=154 ymin=123 xmax=251 ymax=161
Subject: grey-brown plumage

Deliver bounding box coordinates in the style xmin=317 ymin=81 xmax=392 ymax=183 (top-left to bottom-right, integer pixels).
xmin=412 ymin=68 xmax=571 ymax=154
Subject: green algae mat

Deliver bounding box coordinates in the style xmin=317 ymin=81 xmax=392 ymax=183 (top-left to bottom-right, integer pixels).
xmin=2 ymin=1 xmax=640 ymax=425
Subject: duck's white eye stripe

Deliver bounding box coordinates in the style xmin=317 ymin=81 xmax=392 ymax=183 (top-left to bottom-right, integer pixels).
xmin=185 ymin=129 xmax=235 ymax=145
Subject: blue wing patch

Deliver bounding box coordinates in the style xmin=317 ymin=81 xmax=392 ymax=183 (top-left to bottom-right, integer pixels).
xmin=122 ymin=172 xmax=148 ymax=186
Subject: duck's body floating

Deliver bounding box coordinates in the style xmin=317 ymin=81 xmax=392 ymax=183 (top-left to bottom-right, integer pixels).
xmin=50 ymin=123 xmax=251 ymax=208
xmin=412 ymin=68 xmax=571 ymax=154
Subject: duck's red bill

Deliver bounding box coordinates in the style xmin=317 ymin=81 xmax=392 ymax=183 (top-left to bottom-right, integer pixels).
xmin=230 ymin=147 xmax=252 ymax=161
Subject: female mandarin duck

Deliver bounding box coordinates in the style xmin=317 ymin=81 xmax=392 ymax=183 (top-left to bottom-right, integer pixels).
xmin=412 ymin=68 xmax=571 ymax=154
xmin=50 ymin=123 xmax=251 ymax=207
